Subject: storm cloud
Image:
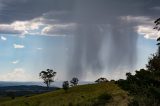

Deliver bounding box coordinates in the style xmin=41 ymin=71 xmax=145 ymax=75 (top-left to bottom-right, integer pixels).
xmin=0 ymin=0 xmax=160 ymax=79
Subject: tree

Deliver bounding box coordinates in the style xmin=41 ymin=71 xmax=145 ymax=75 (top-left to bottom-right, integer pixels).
xmin=154 ymin=18 xmax=160 ymax=56
xmin=95 ymin=77 xmax=108 ymax=83
xmin=118 ymin=18 xmax=160 ymax=105
xmin=70 ymin=77 xmax=79 ymax=86
xmin=154 ymin=18 xmax=160 ymax=31
xmin=62 ymin=81 xmax=69 ymax=92
xmin=146 ymin=54 xmax=160 ymax=72
xmin=39 ymin=69 xmax=56 ymax=88
xmin=126 ymin=72 xmax=132 ymax=79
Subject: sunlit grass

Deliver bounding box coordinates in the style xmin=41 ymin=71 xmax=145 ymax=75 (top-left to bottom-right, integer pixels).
xmin=0 ymin=82 xmax=130 ymax=106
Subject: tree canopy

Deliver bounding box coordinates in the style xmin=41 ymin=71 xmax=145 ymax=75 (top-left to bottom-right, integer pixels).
xmin=39 ymin=69 xmax=56 ymax=88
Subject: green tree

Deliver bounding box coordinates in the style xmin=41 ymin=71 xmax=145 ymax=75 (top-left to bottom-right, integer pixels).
xmin=119 ymin=18 xmax=160 ymax=105
xmin=39 ymin=69 xmax=56 ymax=88
xmin=70 ymin=77 xmax=79 ymax=86
xmin=95 ymin=77 xmax=108 ymax=83
xmin=62 ymin=81 xmax=69 ymax=92
xmin=154 ymin=18 xmax=160 ymax=56
xmin=154 ymin=18 xmax=160 ymax=31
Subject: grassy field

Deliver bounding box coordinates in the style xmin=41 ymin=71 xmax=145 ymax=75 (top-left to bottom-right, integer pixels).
xmin=0 ymin=82 xmax=130 ymax=106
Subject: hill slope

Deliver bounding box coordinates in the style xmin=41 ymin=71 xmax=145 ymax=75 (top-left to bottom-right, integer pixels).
xmin=0 ymin=82 xmax=130 ymax=106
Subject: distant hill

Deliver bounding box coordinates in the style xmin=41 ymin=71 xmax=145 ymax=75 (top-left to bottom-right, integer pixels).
xmin=0 ymin=81 xmax=92 ymax=88
xmin=0 ymin=85 xmax=58 ymax=91
xmin=0 ymin=81 xmax=51 ymax=87
xmin=0 ymin=82 xmax=130 ymax=106
xmin=0 ymin=85 xmax=59 ymax=97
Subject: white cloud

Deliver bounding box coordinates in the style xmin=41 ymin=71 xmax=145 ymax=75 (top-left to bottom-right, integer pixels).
xmin=13 ymin=44 xmax=25 ymax=49
xmin=137 ymin=25 xmax=160 ymax=39
xmin=37 ymin=48 xmax=43 ymax=50
xmin=0 ymin=68 xmax=33 ymax=81
xmin=120 ymin=16 xmax=153 ymax=24
xmin=121 ymin=16 xmax=158 ymax=39
xmin=0 ymin=15 xmax=76 ymax=37
xmin=41 ymin=23 xmax=76 ymax=36
xmin=1 ymin=36 xmax=7 ymax=40
xmin=12 ymin=60 xmax=19 ymax=64
xmin=0 ymin=24 xmax=25 ymax=35
xmin=0 ymin=17 xmax=43 ymax=35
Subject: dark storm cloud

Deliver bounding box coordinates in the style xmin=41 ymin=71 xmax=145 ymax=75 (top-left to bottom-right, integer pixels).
xmin=0 ymin=0 xmax=160 ymax=79
xmin=0 ymin=0 xmax=159 ymax=24
xmin=67 ymin=0 xmax=160 ymax=79
xmin=0 ymin=0 xmax=74 ymax=23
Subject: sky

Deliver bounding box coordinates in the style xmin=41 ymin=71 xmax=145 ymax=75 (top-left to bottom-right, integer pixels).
xmin=0 ymin=0 xmax=160 ymax=81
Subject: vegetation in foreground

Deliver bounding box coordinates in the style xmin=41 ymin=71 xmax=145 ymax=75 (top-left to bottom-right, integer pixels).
xmin=116 ymin=18 xmax=160 ymax=106
xmin=0 ymin=82 xmax=130 ymax=106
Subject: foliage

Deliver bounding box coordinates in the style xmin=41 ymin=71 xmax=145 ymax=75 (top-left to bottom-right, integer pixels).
xmin=95 ymin=77 xmax=108 ymax=83
xmin=6 ymin=92 xmax=15 ymax=99
xmin=117 ymin=60 xmax=160 ymax=105
xmin=154 ymin=18 xmax=160 ymax=31
xmin=90 ymin=93 xmax=112 ymax=106
xmin=39 ymin=69 xmax=56 ymax=88
xmin=62 ymin=81 xmax=69 ymax=92
xmin=70 ymin=77 xmax=79 ymax=86
xmin=147 ymin=54 xmax=160 ymax=73
xmin=117 ymin=18 xmax=160 ymax=106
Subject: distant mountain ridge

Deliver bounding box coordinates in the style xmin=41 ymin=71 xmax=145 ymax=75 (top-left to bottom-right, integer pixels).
xmin=0 ymin=81 xmax=92 ymax=88
xmin=0 ymin=85 xmax=59 ymax=97
xmin=0 ymin=81 xmax=45 ymax=87
xmin=0 ymin=85 xmax=58 ymax=91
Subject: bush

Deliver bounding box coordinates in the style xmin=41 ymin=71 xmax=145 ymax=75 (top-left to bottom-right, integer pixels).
xmin=98 ymin=93 xmax=112 ymax=101
xmin=92 ymin=93 xmax=112 ymax=106
xmin=70 ymin=77 xmax=79 ymax=86
xmin=62 ymin=81 xmax=69 ymax=92
xmin=95 ymin=77 xmax=108 ymax=83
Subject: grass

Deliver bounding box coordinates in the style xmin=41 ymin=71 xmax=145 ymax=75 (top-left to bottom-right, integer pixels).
xmin=0 ymin=82 xmax=130 ymax=106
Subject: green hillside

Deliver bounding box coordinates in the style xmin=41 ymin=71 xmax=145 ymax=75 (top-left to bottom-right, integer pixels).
xmin=0 ymin=82 xmax=130 ymax=106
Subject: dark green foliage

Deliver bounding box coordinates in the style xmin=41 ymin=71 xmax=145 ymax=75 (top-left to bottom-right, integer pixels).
xmin=128 ymin=99 xmax=139 ymax=106
xmin=117 ymin=19 xmax=160 ymax=105
xmin=62 ymin=81 xmax=69 ymax=92
xmin=91 ymin=93 xmax=112 ymax=106
xmin=95 ymin=77 xmax=108 ymax=83
xmin=7 ymin=92 xmax=15 ymax=99
xmin=70 ymin=77 xmax=79 ymax=86
xmin=117 ymin=58 xmax=160 ymax=105
xmin=98 ymin=93 xmax=112 ymax=101
xmin=154 ymin=18 xmax=160 ymax=31
xmin=39 ymin=69 xmax=56 ymax=88
xmin=68 ymin=102 xmax=73 ymax=106
xmin=147 ymin=54 xmax=160 ymax=74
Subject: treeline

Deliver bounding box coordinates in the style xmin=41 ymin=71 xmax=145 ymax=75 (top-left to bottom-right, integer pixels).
xmin=116 ymin=18 xmax=160 ymax=106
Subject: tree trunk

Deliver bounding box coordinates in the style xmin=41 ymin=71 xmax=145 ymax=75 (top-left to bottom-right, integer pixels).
xmin=47 ymin=81 xmax=49 ymax=89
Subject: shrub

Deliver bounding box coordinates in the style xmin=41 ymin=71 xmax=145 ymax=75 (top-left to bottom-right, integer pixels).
xmin=70 ymin=77 xmax=79 ymax=86
xmin=62 ymin=81 xmax=69 ymax=92
xmin=95 ymin=77 xmax=108 ymax=83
